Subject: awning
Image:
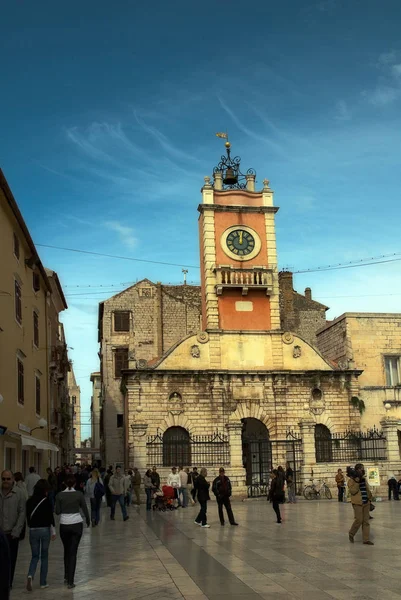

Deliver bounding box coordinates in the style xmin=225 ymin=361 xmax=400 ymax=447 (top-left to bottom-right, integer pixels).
xmin=20 ymin=434 xmax=59 ymax=452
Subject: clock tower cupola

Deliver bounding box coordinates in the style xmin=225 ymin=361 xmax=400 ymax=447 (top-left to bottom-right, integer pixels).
xmin=198 ymin=141 xmax=280 ymax=332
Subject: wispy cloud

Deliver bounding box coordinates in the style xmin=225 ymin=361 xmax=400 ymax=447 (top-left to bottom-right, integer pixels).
xmin=335 ymin=100 xmax=351 ymax=121
xmin=363 ymin=51 xmax=401 ymax=106
xmin=104 ymin=221 xmax=137 ymax=249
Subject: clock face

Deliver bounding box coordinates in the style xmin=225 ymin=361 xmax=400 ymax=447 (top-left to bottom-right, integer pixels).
xmin=226 ymin=229 xmax=255 ymax=256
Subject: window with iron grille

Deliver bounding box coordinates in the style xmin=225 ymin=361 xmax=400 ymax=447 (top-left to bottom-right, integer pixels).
xmin=17 ymin=358 xmax=24 ymax=405
xmin=13 ymin=233 xmax=20 ymax=259
xmin=15 ymin=280 xmax=22 ymax=324
xmin=315 ymin=424 xmax=333 ymax=463
xmin=384 ymin=356 xmax=400 ymax=386
xmin=35 ymin=375 xmax=41 ymax=415
xmin=33 ymin=312 xmax=39 ymax=347
xmin=114 ymin=311 xmax=130 ymax=332
xmin=162 ymin=427 xmax=191 ymax=467
xmin=114 ymin=347 xmax=128 ymax=377
xmin=33 ymin=272 xmax=40 ymax=293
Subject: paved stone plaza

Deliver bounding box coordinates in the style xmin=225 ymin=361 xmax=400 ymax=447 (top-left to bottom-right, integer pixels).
xmin=13 ymin=499 xmax=401 ymax=600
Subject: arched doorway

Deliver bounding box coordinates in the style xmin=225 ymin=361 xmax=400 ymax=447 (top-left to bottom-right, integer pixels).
xmin=315 ymin=424 xmax=333 ymax=462
xmin=241 ymin=418 xmax=271 ymax=486
xmin=163 ymin=426 xmax=191 ymax=467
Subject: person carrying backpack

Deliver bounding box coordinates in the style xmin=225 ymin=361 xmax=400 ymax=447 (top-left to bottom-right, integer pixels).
xmin=85 ymin=469 xmax=104 ymax=527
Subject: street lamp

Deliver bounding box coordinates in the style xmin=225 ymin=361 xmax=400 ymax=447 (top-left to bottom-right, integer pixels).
xmin=30 ymin=418 xmax=48 ymax=435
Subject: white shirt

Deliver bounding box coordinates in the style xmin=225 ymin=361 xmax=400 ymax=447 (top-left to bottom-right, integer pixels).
xmin=59 ymin=489 xmax=83 ymax=525
xmin=179 ymin=471 xmax=188 ymax=488
xmin=167 ymin=473 xmax=181 ymax=488
xmin=25 ymin=473 xmax=41 ymax=497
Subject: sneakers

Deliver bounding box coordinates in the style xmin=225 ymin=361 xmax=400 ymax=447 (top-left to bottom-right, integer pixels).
xmin=194 ymin=520 xmax=201 ymax=526
xmin=40 ymin=585 xmax=49 ymax=589
xmin=201 ymin=524 xmax=211 ymax=528
xmin=26 ymin=576 xmax=33 ymax=592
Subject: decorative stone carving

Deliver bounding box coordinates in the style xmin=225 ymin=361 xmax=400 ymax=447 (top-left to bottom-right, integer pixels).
xmin=282 ymin=332 xmax=294 ymax=345
xmin=130 ymin=423 xmax=148 ymax=438
xmin=137 ymin=359 xmax=147 ymax=369
xmin=197 ymin=331 xmax=209 ymax=344
xmin=190 ymin=345 xmax=200 ymax=358
xmin=139 ymin=287 xmax=154 ymax=298
xmin=169 ymin=409 xmax=184 ymax=416
xmin=169 ymin=392 xmax=182 ymax=402
xmin=293 ymin=345 xmax=301 ymax=358
xmin=338 ymin=359 xmax=349 ymax=370
xmin=310 ymin=387 xmax=325 ymax=415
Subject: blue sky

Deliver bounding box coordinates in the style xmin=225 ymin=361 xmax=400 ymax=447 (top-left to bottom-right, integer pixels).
xmin=2 ymin=0 xmax=401 ymax=438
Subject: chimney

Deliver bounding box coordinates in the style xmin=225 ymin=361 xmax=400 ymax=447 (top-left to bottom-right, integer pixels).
xmin=305 ymin=287 xmax=312 ymax=301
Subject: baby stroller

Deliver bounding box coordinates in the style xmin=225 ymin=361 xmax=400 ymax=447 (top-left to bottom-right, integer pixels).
xmin=153 ymin=485 xmax=176 ymax=511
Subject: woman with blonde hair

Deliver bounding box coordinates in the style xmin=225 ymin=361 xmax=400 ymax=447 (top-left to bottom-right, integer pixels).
xmin=85 ymin=468 xmax=104 ymax=527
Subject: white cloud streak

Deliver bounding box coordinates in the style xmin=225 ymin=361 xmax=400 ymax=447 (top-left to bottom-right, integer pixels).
xmin=104 ymin=221 xmax=137 ymax=249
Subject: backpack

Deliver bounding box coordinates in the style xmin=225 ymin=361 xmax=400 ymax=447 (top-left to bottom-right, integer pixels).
xmin=94 ymin=481 xmax=105 ymax=499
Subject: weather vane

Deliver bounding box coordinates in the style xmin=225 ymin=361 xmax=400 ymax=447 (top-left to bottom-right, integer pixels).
xmin=213 ymin=132 xmax=256 ymax=190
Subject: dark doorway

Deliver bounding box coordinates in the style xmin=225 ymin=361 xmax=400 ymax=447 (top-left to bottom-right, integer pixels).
xmin=241 ymin=418 xmax=272 ymax=487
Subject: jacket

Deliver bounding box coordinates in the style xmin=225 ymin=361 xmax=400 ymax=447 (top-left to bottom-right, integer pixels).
xmin=335 ymin=473 xmax=345 ymax=487
xmin=195 ymin=475 xmax=210 ymax=503
xmin=347 ymin=477 xmax=372 ymax=506
xmin=269 ymin=476 xmax=285 ymax=501
xmin=212 ymin=475 xmax=232 ymax=498
xmin=144 ymin=475 xmax=153 ymax=488
xmin=55 ymin=490 xmax=90 ymax=525
xmin=109 ymin=473 xmax=128 ymax=495
xmin=133 ymin=472 xmax=142 ymax=486
xmin=0 ymin=486 xmax=26 ymax=537
xmin=26 ymin=496 xmax=55 ymax=528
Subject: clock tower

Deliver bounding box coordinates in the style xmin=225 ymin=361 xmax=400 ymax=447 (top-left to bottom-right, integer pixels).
xmin=199 ymin=142 xmax=280 ymax=333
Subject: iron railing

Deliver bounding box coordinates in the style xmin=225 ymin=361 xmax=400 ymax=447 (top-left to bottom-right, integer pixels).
xmin=315 ymin=428 xmax=387 ymax=463
xmin=147 ymin=430 xmax=230 ymax=467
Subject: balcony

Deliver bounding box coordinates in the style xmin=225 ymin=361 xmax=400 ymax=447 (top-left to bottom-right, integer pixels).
xmin=215 ymin=265 xmax=274 ymax=296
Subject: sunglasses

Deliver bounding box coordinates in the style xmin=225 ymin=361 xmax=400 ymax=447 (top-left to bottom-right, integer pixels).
xmin=2 ymin=477 xmax=11 ymax=481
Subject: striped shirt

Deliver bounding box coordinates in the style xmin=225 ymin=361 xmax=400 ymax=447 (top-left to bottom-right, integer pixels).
xmin=359 ymin=479 xmax=369 ymax=504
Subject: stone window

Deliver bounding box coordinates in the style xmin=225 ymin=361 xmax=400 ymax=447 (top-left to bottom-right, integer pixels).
xmin=163 ymin=426 xmax=191 ymax=467
xmin=117 ymin=414 xmax=124 ymax=428
xmin=33 ymin=311 xmax=39 ymax=347
xmin=384 ymin=356 xmax=400 ymax=386
xmin=15 ymin=280 xmax=22 ymax=324
xmin=315 ymin=424 xmax=332 ymax=463
xmin=13 ymin=233 xmax=20 ymax=260
xmin=17 ymin=357 xmax=24 ymax=405
xmin=35 ymin=374 xmax=41 ymax=415
xmin=114 ymin=347 xmax=128 ymax=377
xmin=33 ymin=271 xmax=40 ymax=293
xmin=114 ymin=311 xmax=130 ymax=332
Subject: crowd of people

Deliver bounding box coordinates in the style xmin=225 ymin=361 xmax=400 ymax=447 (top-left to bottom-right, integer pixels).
xmin=0 ymin=459 xmax=391 ymax=597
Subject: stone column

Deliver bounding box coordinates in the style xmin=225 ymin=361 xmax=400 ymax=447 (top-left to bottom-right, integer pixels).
xmin=299 ymin=419 xmax=316 ymax=487
xmin=381 ymin=418 xmax=401 ymax=463
xmin=226 ymin=421 xmax=246 ymax=496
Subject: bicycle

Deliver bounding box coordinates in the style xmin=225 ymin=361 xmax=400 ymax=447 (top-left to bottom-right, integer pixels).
xmin=303 ymin=479 xmax=332 ymax=500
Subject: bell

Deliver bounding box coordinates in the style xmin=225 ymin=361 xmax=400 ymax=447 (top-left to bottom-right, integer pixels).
xmin=223 ymin=167 xmax=238 ymax=185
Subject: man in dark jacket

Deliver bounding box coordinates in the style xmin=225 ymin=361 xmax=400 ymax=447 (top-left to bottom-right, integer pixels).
xmin=194 ymin=468 xmax=211 ymax=528
xmin=212 ymin=468 xmax=238 ymax=527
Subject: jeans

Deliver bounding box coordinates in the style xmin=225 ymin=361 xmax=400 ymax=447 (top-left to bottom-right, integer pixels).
xmin=126 ymin=490 xmax=132 ymax=506
xmin=60 ymin=523 xmax=83 ymax=586
xmin=28 ymin=527 xmax=51 ymax=586
xmin=5 ymin=534 xmax=19 ymax=586
xmin=338 ymin=486 xmax=344 ymax=502
xmin=90 ymin=497 xmax=101 ymax=525
xmin=217 ymin=496 xmax=235 ymax=525
xmin=111 ymin=494 xmax=127 ymax=519
xmin=195 ymin=501 xmax=207 ymax=525
xmin=145 ymin=488 xmax=152 ymax=510
xmin=179 ymin=487 xmax=188 ymax=508
xmin=288 ymin=482 xmax=296 ymax=503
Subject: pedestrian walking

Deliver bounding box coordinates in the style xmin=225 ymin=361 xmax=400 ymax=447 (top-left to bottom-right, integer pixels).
xmin=46 ymin=468 xmax=57 ymax=512
xmin=0 ymin=527 xmax=11 ymax=600
xmin=132 ymin=467 xmax=142 ymax=504
xmin=151 ymin=466 xmax=160 ymax=489
xmin=178 ymin=467 xmax=189 ymax=508
xmin=26 ymin=467 xmax=41 ymax=497
xmin=285 ymin=462 xmax=296 ymax=504
xmin=104 ymin=468 xmax=113 ymax=507
xmin=335 ymin=468 xmax=345 ymax=502
xmin=109 ymin=466 xmax=129 ymax=521
xmin=269 ymin=469 xmax=285 ymax=524
xmin=26 ymin=479 xmax=56 ymax=591
xmin=85 ymin=468 xmax=104 ymax=527
xmin=14 ymin=472 xmax=28 ymax=500
xmin=387 ymin=474 xmax=399 ymax=501
xmin=190 ymin=467 xmax=199 ymax=504
xmin=55 ymin=475 xmax=90 ymax=589
xmin=144 ymin=470 xmax=154 ymax=511
xmin=0 ymin=470 xmax=26 ymax=588
xmin=212 ymin=467 xmax=238 ymax=526
xmin=347 ymin=463 xmax=374 ymax=545
xmin=194 ymin=468 xmax=210 ymax=528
